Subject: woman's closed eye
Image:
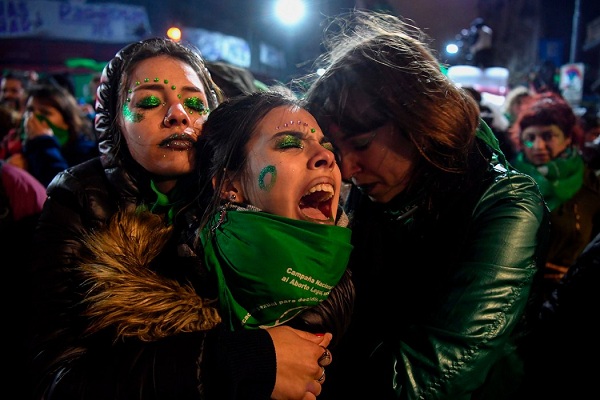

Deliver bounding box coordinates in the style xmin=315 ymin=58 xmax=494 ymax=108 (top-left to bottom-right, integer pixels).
xmin=348 ymin=131 xmax=378 ymax=150
xmin=135 ymin=95 xmax=162 ymax=109
xmin=276 ymin=134 xmax=304 ymax=150
xmin=183 ymin=97 xmax=209 ymax=114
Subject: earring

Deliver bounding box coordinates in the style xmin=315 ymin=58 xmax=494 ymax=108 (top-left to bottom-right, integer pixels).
xmin=229 ymin=193 xmax=237 ymax=202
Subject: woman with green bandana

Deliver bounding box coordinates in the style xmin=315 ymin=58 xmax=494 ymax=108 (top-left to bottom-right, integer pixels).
xmin=193 ymin=89 xmax=354 ymax=339
xmin=302 ymin=10 xmax=550 ymax=400
xmin=4 ymin=82 xmax=98 ymax=186
xmin=510 ymin=91 xmax=600 ymax=300
xmin=28 ymin=38 xmax=331 ymax=400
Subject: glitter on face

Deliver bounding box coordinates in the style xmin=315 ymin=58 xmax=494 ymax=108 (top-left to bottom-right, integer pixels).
xmin=276 ymin=120 xmax=316 ymax=133
xmin=122 ymin=103 xmax=143 ymax=123
xmin=184 ymin=97 xmax=210 ymax=114
xmin=258 ymin=165 xmax=277 ymax=191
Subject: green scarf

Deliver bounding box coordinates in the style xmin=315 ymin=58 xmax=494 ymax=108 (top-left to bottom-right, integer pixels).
xmin=35 ymin=114 xmax=69 ymax=146
xmin=201 ymin=206 xmax=353 ymax=331
xmin=512 ymin=147 xmax=584 ymax=211
xmin=135 ymin=180 xmax=184 ymax=225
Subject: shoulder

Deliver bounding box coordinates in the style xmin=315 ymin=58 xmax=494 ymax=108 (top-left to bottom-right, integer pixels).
xmin=45 ymin=157 xmax=116 ymax=220
xmin=475 ymin=163 xmax=548 ymax=222
xmin=47 ymin=158 xmax=105 ymax=194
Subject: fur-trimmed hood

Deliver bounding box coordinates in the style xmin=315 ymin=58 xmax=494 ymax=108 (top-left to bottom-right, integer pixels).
xmin=78 ymin=210 xmax=221 ymax=342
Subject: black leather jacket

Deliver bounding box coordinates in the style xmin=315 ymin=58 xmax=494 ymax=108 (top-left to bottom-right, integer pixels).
xmin=320 ymin=144 xmax=551 ymax=400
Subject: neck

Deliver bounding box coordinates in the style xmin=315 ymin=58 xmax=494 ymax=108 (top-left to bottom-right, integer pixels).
xmin=154 ymin=179 xmax=177 ymax=194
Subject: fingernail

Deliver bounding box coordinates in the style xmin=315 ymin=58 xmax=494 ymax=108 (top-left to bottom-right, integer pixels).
xmin=315 ymin=333 xmax=324 ymax=337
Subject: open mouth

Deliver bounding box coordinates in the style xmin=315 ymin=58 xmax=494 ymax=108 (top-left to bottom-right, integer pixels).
xmin=299 ymin=183 xmax=335 ymax=223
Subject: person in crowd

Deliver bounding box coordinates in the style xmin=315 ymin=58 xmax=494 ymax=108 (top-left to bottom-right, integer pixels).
xmin=0 ymin=104 xmax=20 ymax=140
xmin=510 ymin=92 xmax=600 ymax=300
xmin=517 ymin=231 xmax=599 ymax=399
xmin=580 ymin=108 xmax=600 ymax=175
xmin=502 ymin=85 xmax=531 ymax=128
xmin=302 ymin=10 xmax=550 ymax=399
xmin=0 ymin=70 xmax=30 ymax=117
xmin=0 ymin=158 xmax=46 ymax=247
xmin=2 ymin=83 xmax=98 ymax=186
xmin=28 ymin=37 xmax=332 ymax=400
xmin=1 ymin=158 xmax=47 ymax=390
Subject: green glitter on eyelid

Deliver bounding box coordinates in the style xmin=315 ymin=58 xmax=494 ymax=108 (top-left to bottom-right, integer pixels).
xmin=277 ymin=135 xmax=303 ymax=149
xmin=184 ymin=97 xmax=208 ymax=113
xmin=137 ymin=95 xmax=162 ymax=107
xmin=122 ymin=104 xmax=144 ymax=123
xmin=258 ymin=165 xmax=277 ymax=191
xmin=322 ymin=142 xmax=334 ymax=152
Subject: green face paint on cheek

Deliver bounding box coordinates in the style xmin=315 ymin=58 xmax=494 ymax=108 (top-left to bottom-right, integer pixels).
xmin=258 ymin=165 xmax=277 ymax=191
xmin=123 ymin=104 xmax=144 ymax=123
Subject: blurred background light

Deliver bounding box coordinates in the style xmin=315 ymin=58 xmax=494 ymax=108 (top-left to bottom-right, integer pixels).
xmin=274 ymin=0 xmax=306 ymax=26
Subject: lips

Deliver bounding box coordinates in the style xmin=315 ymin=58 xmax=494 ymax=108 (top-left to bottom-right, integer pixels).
xmin=159 ymin=133 xmax=196 ymax=151
xmin=299 ymin=183 xmax=335 ymax=223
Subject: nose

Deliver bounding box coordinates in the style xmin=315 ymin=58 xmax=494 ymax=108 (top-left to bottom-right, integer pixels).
xmin=531 ymin=135 xmax=547 ymax=149
xmin=309 ymin=145 xmax=337 ymax=170
xmin=163 ymin=103 xmax=189 ymax=127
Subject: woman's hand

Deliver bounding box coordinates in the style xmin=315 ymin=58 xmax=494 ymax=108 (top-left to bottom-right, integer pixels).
xmin=24 ymin=112 xmax=53 ymax=140
xmin=267 ymin=326 xmax=333 ymax=400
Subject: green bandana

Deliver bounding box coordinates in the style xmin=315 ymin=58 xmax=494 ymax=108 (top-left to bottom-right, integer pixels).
xmin=35 ymin=114 xmax=69 ymax=146
xmin=201 ymin=207 xmax=353 ymax=330
xmin=135 ymin=180 xmax=183 ymax=225
xmin=512 ymin=147 xmax=584 ymax=211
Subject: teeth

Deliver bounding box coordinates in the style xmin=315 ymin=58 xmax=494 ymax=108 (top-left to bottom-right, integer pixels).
xmin=304 ymin=184 xmax=334 ymax=199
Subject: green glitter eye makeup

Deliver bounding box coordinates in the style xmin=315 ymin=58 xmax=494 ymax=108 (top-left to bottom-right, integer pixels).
xmin=277 ymin=134 xmax=304 ymax=149
xmin=321 ymin=141 xmax=335 ymax=152
xmin=184 ymin=97 xmax=209 ymax=114
xmin=136 ymin=95 xmax=162 ymax=108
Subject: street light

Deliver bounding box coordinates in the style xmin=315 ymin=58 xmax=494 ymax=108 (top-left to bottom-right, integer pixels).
xmin=274 ymin=0 xmax=306 ymax=26
xmin=167 ymin=26 xmax=182 ymax=42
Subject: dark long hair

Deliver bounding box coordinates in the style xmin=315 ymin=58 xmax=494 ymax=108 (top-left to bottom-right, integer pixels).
xmin=302 ymin=10 xmax=481 ymax=195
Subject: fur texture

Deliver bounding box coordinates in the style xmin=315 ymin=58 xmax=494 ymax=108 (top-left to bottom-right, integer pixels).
xmin=79 ymin=210 xmax=221 ymax=342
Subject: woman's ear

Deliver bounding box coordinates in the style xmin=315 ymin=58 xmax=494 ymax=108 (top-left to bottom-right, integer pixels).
xmin=213 ymin=175 xmax=243 ymax=203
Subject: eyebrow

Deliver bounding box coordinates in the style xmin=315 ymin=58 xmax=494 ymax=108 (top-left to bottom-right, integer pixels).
xmin=132 ymin=83 xmax=203 ymax=94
